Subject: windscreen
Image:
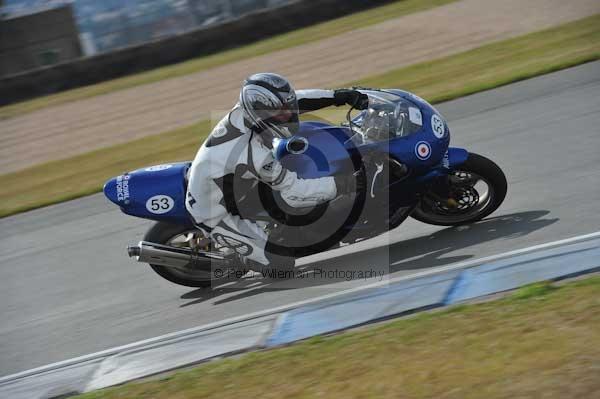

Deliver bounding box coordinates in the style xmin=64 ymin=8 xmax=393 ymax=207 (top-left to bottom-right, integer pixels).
xmin=351 ymin=91 xmax=423 ymax=142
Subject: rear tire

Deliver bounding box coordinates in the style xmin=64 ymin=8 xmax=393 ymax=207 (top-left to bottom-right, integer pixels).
xmin=144 ymin=222 xmax=215 ymax=288
xmin=411 ymin=153 xmax=507 ymax=226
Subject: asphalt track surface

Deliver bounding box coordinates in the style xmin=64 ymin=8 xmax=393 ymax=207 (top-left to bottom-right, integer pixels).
xmin=1 ymin=62 xmax=599 ymax=377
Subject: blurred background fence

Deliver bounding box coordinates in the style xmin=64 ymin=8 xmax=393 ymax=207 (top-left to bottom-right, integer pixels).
xmin=1 ymin=0 xmax=293 ymax=61
xmin=0 ymin=0 xmax=392 ymax=104
xmin=1 ymin=5 xmax=82 ymax=76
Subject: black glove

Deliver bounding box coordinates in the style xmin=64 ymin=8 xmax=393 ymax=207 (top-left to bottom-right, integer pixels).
xmin=334 ymin=169 xmax=367 ymax=196
xmin=334 ymin=89 xmax=369 ymax=110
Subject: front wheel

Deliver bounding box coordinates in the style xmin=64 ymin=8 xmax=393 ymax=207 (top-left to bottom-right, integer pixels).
xmin=411 ymin=153 xmax=507 ymax=226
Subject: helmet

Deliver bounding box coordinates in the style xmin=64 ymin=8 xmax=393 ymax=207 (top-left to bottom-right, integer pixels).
xmin=240 ymin=73 xmax=299 ymax=139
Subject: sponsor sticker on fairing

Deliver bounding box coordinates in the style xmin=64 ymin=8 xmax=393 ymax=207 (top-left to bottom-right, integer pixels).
xmin=415 ymin=141 xmax=432 ymax=161
xmin=145 ymin=164 xmax=173 ymax=172
xmin=116 ymin=174 xmax=131 ymax=203
xmin=442 ymin=150 xmax=450 ymax=168
xmin=408 ymin=107 xmax=423 ymax=126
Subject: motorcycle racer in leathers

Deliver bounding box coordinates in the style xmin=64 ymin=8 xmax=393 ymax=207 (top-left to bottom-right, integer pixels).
xmin=185 ymin=73 xmax=369 ymax=272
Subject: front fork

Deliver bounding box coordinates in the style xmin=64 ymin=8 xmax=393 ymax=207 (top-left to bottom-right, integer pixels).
xmin=424 ymin=175 xmax=458 ymax=208
xmin=419 ymin=167 xmax=482 ymax=215
xmin=413 ymin=147 xmax=471 ymax=209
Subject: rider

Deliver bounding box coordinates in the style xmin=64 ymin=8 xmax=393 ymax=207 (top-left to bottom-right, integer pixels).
xmin=185 ymin=73 xmax=369 ymax=272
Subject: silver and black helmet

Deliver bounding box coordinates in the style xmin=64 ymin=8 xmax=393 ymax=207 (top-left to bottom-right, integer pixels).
xmin=240 ymin=73 xmax=299 ymax=139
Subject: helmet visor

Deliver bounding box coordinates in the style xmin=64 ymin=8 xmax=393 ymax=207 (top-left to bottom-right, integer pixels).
xmin=241 ymin=84 xmax=299 ymax=138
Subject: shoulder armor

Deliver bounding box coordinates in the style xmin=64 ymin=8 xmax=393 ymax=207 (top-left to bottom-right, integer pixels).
xmin=205 ymin=113 xmax=246 ymax=147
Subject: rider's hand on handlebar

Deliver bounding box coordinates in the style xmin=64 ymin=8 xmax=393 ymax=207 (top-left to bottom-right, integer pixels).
xmin=334 ymin=89 xmax=369 ymax=110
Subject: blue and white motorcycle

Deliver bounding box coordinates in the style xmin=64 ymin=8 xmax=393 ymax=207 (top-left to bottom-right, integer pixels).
xmin=104 ymin=89 xmax=507 ymax=287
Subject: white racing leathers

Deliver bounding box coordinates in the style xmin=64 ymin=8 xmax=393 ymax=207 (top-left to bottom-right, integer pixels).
xmin=185 ymin=90 xmax=341 ymax=267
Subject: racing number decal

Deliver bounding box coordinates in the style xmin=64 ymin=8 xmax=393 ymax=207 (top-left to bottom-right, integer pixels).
xmin=152 ymin=198 xmax=170 ymax=211
xmin=146 ymin=195 xmax=175 ymax=214
xmin=431 ymin=114 xmax=445 ymax=139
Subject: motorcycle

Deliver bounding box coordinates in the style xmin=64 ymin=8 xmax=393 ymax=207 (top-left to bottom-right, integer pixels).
xmin=103 ymin=89 xmax=507 ymax=288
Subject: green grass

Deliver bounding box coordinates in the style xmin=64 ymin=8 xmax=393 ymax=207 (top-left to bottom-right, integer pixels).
xmin=1 ymin=14 xmax=599 ymax=218
xmin=0 ymin=0 xmax=457 ymax=120
xmin=349 ymin=13 xmax=600 ymax=103
xmin=511 ymin=281 xmax=558 ymax=300
xmin=74 ymin=276 xmax=600 ymax=399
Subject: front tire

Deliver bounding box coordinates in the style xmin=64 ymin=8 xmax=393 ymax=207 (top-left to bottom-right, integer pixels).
xmin=411 ymin=153 xmax=507 ymax=226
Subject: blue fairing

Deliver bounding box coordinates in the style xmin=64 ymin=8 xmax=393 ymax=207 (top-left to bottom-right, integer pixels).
xmin=104 ymin=89 xmax=471 ymax=223
xmin=103 ymin=162 xmax=192 ymax=225
xmin=414 ymin=147 xmax=469 ymax=182
xmin=447 ymin=147 xmax=469 ymax=167
xmin=274 ymin=89 xmax=454 ymax=180
xmin=275 ymin=122 xmax=358 ymax=178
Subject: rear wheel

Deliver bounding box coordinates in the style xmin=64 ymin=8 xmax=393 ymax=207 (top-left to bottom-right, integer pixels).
xmin=411 ymin=153 xmax=507 ymax=226
xmin=144 ymin=222 xmax=230 ymax=288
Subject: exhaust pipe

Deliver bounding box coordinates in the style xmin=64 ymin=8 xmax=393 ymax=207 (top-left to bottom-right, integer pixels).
xmin=127 ymin=241 xmax=232 ymax=270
